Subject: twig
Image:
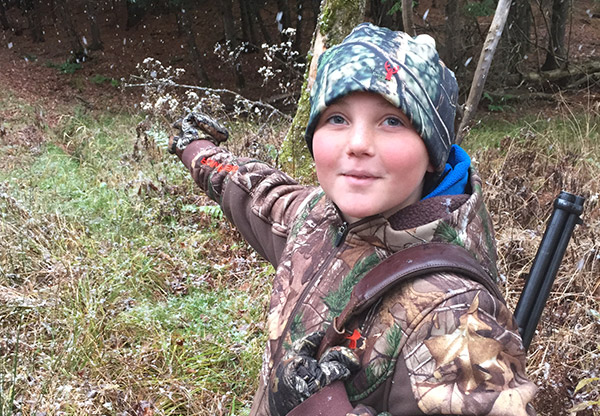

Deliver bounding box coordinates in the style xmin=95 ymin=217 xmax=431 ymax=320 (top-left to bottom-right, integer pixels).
xmin=124 ymin=80 xmax=292 ymax=122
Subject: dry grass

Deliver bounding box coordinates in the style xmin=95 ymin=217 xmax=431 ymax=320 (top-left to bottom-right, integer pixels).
xmin=466 ymin=95 xmax=600 ymax=415
xmin=1 ymin=86 xmax=599 ymax=415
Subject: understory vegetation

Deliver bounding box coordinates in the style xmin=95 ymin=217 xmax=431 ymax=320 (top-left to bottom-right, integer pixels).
xmin=1 ymin=88 xmax=599 ymax=415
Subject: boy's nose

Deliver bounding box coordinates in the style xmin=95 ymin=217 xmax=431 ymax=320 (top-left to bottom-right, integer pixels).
xmin=346 ymin=125 xmax=374 ymax=156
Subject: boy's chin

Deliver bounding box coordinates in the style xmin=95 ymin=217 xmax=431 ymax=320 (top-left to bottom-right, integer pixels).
xmin=338 ymin=201 xmax=417 ymax=223
xmin=339 ymin=206 xmax=380 ymax=223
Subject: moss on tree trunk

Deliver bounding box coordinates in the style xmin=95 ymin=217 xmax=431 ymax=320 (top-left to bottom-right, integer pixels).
xmin=279 ymin=0 xmax=367 ymax=181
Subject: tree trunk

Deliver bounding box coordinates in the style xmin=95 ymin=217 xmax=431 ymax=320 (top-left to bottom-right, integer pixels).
xmin=22 ymin=0 xmax=44 ymax=42
xmin=48 ymin=0 xmax=57 ymax=23
xmin=541 ymin=0 xmax=571 ymax=71
xmin=368 ymin=0 xmax=395 ymax=28
xmin=293 ymin=0 xmax=305 ymax=52
xmin=0 ymin=1 xmax=8 ymax=31
xmin=126 ymin=0 xmax=146 ymax=29
xmin=401 ymin=0 xmax=415 ymax=36
xmin=220 ymin=0 xmax=236 ymax=47
xmin=176 ymin=7 xmax=210 ymax=86
xmin=280 ymin=0 xmax=368 ymax=178
xmin=55 ymin=0 xmax=86 ymax=61
xmin=84 ymin=0 xmax=103 ymax=51
xmin=219 ymin=0 xmax=245 ymax=89
xmin=254 ymin=3 xmax=272 ymax=45
xmin=457 ymin=0 xmax=512 ymax=143
xmin=276 ymin=0 xmax=292 ymax=34
xmin=238 ymin=0 xmax=258 ymax=45
xmin=310 ymin=0 xmax=320 ymax=28
xmin=443 ymin=0 xmax=461 ymax=70
xmin=505 ymin=0 xmax=531 ymax=72
xmin=0 ymin=0 xmax=10 ymax=30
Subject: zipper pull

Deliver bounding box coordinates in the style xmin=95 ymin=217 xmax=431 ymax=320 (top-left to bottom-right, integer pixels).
xmin=335 ymin=221 xmax=349 ymax=247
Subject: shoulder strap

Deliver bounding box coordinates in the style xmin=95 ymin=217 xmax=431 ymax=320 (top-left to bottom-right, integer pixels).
xmin=317 ymin=242 xmax=503 ymax=358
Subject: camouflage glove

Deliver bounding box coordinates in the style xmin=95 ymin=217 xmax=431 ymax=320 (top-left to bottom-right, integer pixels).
xmin=268 ymin=331 xmax=361 ymax=416
xmin=169 ymin=111 xmax=229 ymax=154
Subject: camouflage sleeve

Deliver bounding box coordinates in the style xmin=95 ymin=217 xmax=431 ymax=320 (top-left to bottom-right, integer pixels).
xmin=401 ymin=275 xmax=538 ymax=415
xmin=179 ymin=141 xmax=316 ymax=266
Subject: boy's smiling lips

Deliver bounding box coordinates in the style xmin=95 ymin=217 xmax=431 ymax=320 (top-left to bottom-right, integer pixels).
xmin=341 ymin=169 xmax=381 ymax=184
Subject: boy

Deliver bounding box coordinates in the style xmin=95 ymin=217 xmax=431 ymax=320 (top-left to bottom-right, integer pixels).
xmin=169 ymin=23 xmax=537 ymax=415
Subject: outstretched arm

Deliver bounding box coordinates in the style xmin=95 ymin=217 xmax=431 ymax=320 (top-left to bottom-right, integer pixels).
xmin=170 ymin=113 xmax=316 ymax=266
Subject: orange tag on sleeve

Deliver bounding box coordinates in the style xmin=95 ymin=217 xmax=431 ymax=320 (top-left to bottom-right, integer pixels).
xmin=345 ymin=329 xmax=361 ymax=349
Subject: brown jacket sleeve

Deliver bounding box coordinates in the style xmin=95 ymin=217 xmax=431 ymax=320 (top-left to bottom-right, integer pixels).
xmin=179 ymin=141 xmax=317 ymax=266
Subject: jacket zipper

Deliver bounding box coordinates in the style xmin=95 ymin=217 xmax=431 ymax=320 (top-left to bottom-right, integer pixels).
xmin=273 ymin=219 xmax=349 ymax=361
xmin=273 ymin=214 xmax=376 ymax=361
xmin=335 ymin=221 xmax=349 ymax=247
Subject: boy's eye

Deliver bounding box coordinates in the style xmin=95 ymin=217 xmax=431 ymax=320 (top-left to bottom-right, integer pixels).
xmin=327 ymin=115 xmax=347 ymax=125
xmin=383 ymin=116 xmax=404 ymax=127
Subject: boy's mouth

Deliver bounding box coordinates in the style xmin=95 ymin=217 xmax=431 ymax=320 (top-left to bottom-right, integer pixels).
xmin=341 ymin=170 xmax=380 ymax=184
xmin=342 ymin=170 xmax=379 ymax=179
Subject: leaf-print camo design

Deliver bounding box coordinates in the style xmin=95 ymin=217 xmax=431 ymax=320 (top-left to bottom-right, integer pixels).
xmin=178 ymin=143 xmax=537 ymax=415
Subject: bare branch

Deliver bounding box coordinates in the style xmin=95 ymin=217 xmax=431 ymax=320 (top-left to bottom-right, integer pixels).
xmin=124 ymin=80 xmax=292 ymax=122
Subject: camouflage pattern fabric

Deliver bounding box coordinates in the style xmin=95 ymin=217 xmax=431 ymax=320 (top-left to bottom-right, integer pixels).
xmin=268 ymin=331 xmax=361 ymax=416
xmin=169 ymin=111 xmax=229 ymax=154
xmin=305 ymin=23 xmax=458 ymax=173
xmin=177 ymin=141 xmax=537 ymax=415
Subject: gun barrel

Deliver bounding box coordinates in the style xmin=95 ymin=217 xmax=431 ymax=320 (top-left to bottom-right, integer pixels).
xmin=514 ymin=191 xmax=584 ymax=350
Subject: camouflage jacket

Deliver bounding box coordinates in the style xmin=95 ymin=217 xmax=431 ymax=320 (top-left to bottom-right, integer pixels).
xmin=179 ymin=141 xmax=537 ymax=416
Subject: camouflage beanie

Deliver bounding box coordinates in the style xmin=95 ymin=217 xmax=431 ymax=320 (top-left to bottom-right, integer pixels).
xmin=305 ymin=23 xmax=459 ymax=173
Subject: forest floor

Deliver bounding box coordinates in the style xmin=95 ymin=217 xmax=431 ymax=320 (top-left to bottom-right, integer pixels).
xmin=0 ymin=0 xmax=599 ymax=120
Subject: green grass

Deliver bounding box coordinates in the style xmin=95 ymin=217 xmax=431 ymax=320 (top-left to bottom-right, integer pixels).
xmin=1 ymin=88 xmax=599 ymax=415
xmin=45 ymin=60 xmax=82 ymax=74
xmin=89 ymin=74 xmax=120 ymax=87
xmin=464 ymin=109 xmax=599 ymax=153
xmin=0 ymin=103 xmax=272 ymax=415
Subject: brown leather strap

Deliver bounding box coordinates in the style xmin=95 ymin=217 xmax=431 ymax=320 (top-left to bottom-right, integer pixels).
xmin=317 ymin=242 xmax=503 ymax=358
xmin=287 ymin=381 xmax=353 ymax=416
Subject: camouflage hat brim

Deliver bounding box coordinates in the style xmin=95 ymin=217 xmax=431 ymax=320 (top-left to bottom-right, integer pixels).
xmin=305 ymin=23 xmax=459 ymax=173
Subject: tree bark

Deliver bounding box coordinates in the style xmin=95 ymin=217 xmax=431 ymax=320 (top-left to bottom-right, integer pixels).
xmin=0 ymin=0 xmax=10 ymax=30
xmin=219 ymin=0 xmax=245 ymax=89
xmin=176 ymin=7 xmax=210 ymax=86
xmin=126 ymin=0 xmax=146 ymax=29
xmin=276 ymin=0 xmax=292 ymax=33
xmin=280 ymin=0 xmax=368 ymax=178
xmin=506 ymin=0 xmax=532 ymax=72
xmin=22 ymin=0 xmax=44 ymax=42
xmin=55 ymin=0 xmax=86 ymax=60
xmin=253 ymin=2 xmax=272 ymax=45
xmin=84 ymin=0 xmax=103 ymax=51
xmin=401 ymin=0 xmax=415 ymax=36
xmin=457 ymin=0 xmax=512 ymax=143
xmin=238 ymin=0 xmax=258 ymax=45
xmin=541 ymin=0 xmax=571 ymax=71
xmin=0 ymin=1 xmax=8 ymax=31
xmin=443 ymin=0 xmax=461 ymax=70
xmin=293 ymin=0 xmax=305 ymax=52
xmin=522 ymin=60 xmax=600 ymax=83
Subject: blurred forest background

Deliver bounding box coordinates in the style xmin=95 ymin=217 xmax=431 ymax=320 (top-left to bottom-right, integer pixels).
xmin=0 ymin=0 xmax=599 ymax=415
xmin=0 ymin=0 xmax=598 ymax=108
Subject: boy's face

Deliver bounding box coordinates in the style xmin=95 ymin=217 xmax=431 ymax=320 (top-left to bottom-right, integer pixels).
xmin=313 ymin=92 xmax=433 ymax=223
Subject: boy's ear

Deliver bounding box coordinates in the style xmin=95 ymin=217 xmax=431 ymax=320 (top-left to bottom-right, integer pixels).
xmin=426 ymin=163 xmax=436 ymax=173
